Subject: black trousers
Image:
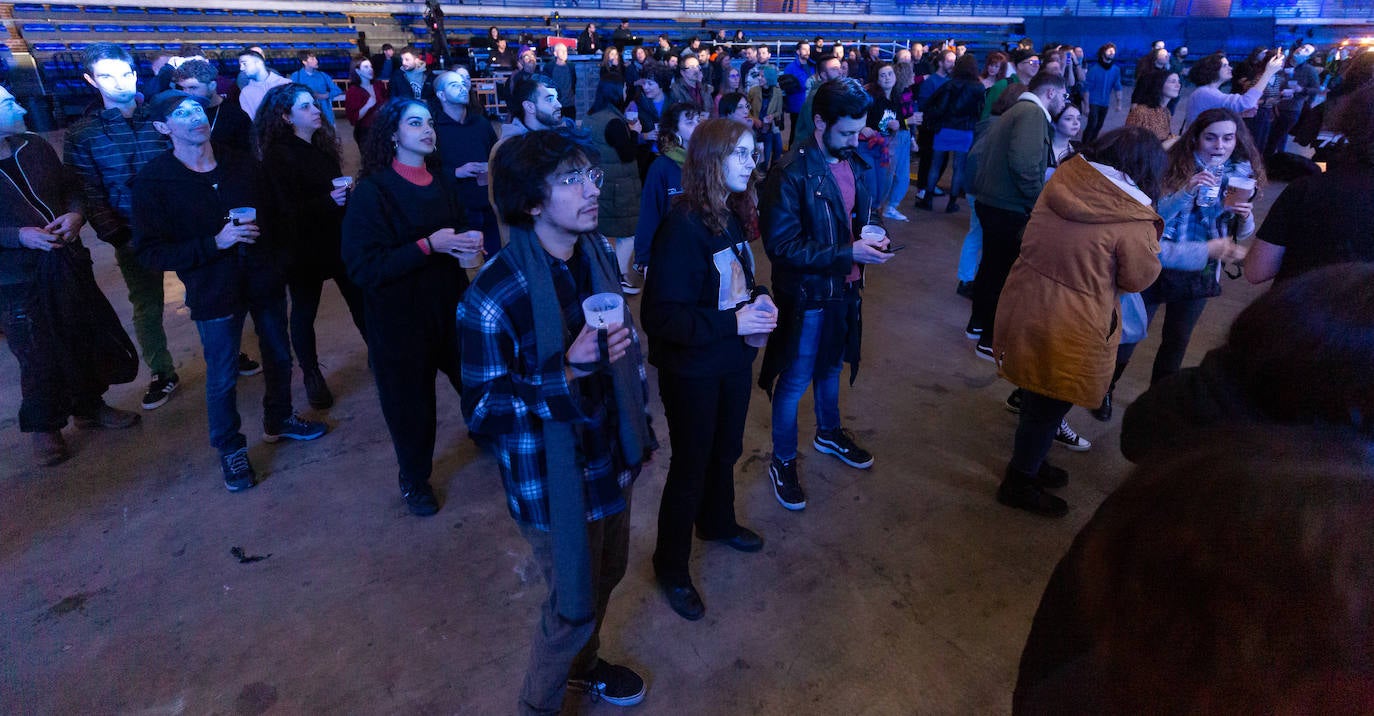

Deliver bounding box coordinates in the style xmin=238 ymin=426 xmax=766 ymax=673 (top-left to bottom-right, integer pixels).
xmin=653 ymin=367 xmax=752 ymax=585
xmin=1114 ymin=297 xmax=1208 ymax=386
xmin=286 ymin=273 xmax=366 ymax=369
xmin=364 ymin=292 xmax=462 ymax=491
xmin=915 ymin=125 xmax=936 ymax=192
xmin=1 ymin=284 xmax=105 ymax=432
xmin=1010 ymin=390 xmax=1072 ymax=475
xmin=970 ymin=202 xmax=1032 ymax=344
xmin=1083 ymin=104 xmax=1110 ymax=144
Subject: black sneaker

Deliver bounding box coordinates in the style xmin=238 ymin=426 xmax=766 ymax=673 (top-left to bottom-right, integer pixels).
xmin=220 ymin=447 xmax=257 ymax=492
xmin=1090 ymin=390 xmax=1113 ymax=422
xmin=769 ymin=456 xmax=806 ymax=511
xmin=813 ymin=428 xmax=874 ymax=469
xmin=302 ymin=365 xmax=334 ymax=410
xmin=141 ymin=372 xmax=179 ymax=410
xmin=263 ymin=414 xmax=328 ymax=443
xmin=974 ymin=341 xmax=996 ymax=363
xmin=1004 ymin=389 xmax=1023 ymax=414
xmin=568 ymin=659 xmax=646 ymax=707
xmin=956 ymin=281 xmax=975 ymax=300
xmin=1054 ymin=419 xmax=1091 ymax=452
xmin=237 ymin=353 xmax=262 ymax=376
xmin=964 ymin=318 xmax=983 ymax=340
xmin=402 ymin=483 xmax=440 ymax=516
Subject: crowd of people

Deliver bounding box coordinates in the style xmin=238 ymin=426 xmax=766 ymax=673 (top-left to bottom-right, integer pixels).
xmin=3 ymin=30 xmax=1374 ymax=714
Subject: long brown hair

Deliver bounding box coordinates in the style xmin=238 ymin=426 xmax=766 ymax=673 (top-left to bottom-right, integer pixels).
xmin=680 ymin=118 xmax=759 ymax=241
xmin=1164 ymin=108 xmax=1266 ymax=193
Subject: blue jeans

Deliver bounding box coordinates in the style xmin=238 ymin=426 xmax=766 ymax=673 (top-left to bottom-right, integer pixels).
xmin=885 ymin=129 xmax=912 ymax=210
xmin=194 ymin=299 xmax=294 ymax=453
xmin=856 ymin=142 xmax=884 ymax=216
xmin=770 ymin=308 xmax=842 ymax=461
xmin=957 ymin=195 xmax=983 ymax=282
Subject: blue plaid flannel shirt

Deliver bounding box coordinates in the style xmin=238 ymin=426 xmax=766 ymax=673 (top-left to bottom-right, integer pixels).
xmin=457 ymin=237 xmax=649 ymax=530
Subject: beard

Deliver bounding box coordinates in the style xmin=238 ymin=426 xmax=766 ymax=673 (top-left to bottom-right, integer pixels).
xmin=824 ymin=138 xmax=855 ymax=161
xmin=535 ymin=107 xmax=562 ymax=128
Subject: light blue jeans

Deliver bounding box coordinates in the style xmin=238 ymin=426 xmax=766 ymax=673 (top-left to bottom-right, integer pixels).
xmin=885 ymin=129 xmax=912 ymax=210
xmin=957 ymin=195 xmax=983 ymax=283
xmin=770 ymin=308 xmax=842 ymax=461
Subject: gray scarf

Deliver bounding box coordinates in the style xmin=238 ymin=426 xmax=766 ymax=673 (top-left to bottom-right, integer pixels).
xmin=504 ymin=224 xmax=652 ymax=624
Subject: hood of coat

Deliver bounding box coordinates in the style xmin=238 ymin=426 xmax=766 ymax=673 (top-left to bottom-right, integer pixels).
xmin=1041 ymin=155 xmax=1161 ymax=226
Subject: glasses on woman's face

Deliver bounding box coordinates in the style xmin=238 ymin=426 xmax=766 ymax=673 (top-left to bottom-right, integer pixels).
xmin=730 ymin=147 xmax=762 ymax=165
xmin=555 ymin=167 xmax=605 ymax=188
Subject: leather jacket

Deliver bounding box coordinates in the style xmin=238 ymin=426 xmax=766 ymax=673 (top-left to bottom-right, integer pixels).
xmin=759 ymin=135 xmax=878 ymax=305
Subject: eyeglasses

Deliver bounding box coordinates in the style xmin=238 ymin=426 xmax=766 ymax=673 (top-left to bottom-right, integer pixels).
xmin=1025 ymin=59 xmax=1042 ymax=66
xmin=730 ymin=147 xmax=762 ymax=164
xmin=555 ymin=167 xmax=605 ymax=188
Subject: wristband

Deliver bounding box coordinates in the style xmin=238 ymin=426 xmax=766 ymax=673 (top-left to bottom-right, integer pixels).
xmin=417 ymin=238 xmax=432 ymax=255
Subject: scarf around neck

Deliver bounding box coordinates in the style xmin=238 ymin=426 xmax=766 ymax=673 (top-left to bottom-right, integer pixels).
xmin=504 ymin=223 xmax=652 ymax=623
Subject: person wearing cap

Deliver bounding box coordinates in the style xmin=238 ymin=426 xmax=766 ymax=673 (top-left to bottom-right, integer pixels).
xmin=0 ymin=84 xmax=142 ymax=467
xmin=237 ymin=48 xmax=290 ymax=122
xmin=983 ymin=48 xmax=1041 ymax=119
xmin=132 ymin=90 xmax=328 ymax=494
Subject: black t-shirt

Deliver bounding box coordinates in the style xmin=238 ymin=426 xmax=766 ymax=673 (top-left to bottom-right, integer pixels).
xmin=1255 ymin=155 xmax=1374 ymax=283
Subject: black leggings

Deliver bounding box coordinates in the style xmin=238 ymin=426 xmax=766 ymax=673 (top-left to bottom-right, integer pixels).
xmin=1010 ymin=390 xmax=1072 ymax=475
xmin=287 ymin=274 xmax=367 ymax=369
xmin=1113 ymin=297 xmax=1208 ymax=387
xmin=1084 ymin=104 xmax=1110 ymax=144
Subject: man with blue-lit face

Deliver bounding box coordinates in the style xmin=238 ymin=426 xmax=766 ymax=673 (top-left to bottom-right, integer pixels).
xmin=132 ymin=90 xmax=327 ymax=493
xmin=435 ymin=68 xmax=501 ymax=253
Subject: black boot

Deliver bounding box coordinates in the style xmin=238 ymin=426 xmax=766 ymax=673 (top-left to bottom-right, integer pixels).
xmin=997 ymin=465 xmax=1068 ymax=517
xmin=913 ymin=193 xmax=934 ymax=211
xmin=1091 ymin=389 xmax=1113 ymax=422
xmin=945 ymin=198 xmax=960 ymax=213
xmin=302 ymin=364 xmax=334 ymax=410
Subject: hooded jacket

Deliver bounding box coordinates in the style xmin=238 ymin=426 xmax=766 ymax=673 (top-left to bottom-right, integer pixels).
xmin=969 ymin=96 xmax=1053 ymax=213
xmin=993 ymin=156 xmax=1163 ymax=407
xmin=0 ymin=133 xmax=83 ymax=287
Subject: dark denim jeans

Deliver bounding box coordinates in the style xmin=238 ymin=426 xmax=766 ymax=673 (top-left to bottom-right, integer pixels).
xmin=193 ymin=298 xmax=293 ymax=453
xmin=770 ymin=308 xmax=842 ymax=461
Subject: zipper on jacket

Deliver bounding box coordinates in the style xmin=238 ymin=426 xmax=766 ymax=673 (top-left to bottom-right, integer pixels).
xmin=1 ymin=138 xmax=59 ymax=223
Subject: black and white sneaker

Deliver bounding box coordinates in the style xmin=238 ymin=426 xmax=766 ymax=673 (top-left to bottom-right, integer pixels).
xmin=567 ymin=659 xmax=646 ymax=707
xmin=263 ymin=414 xmax=328 ymax=443
xmin=237 ymin=352 xmax=262 ymax=376
xmin=974 ymin=341 xmax=996 ymax=363
xmin=964 ymin=318 xmax=983 ymax=340
xmin=220 ymin=447 xmax=257 ymax=492
xmin=141 ymin=372 xmax=180 ymax=410
xmin=1004 ymin=389 xmax=1023 ymax=414
xmin=1054 ymin=419 xmax=1091 ymax=452
xmin=769 ymin=456 xmax=806 ymax=510
xmin=813 ymin=428 xmax=874 ymax=469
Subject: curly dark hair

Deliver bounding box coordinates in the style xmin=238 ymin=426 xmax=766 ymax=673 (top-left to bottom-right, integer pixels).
xmin=252 ymin=83 xmax=341 ymax=166
xmin=359 ymin=98 xmax=435 ymax=178
xmin=1131 ymin=69 xmax=1177 ymax=108
xmin=1164 ymin=107 xmax=1267 ymax=193
xmin=1188 ymin=52 xmax=1228 ymax=87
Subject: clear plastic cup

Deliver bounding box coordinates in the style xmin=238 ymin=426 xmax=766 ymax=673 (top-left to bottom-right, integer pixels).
xmin=860 ymin=224 xmax=886 ymax=243
xmin=228 ymin=207 xmax=256 ymax=225
xmin=1224 ymin=176 xmax=1256 ymax=209
xmin=581 ymin=292 xmax=625 ymax=329
xmin=332 ymin=176 xmax=353 ymax=189
xmin=456 ymin=251 xmax=484 ymax=269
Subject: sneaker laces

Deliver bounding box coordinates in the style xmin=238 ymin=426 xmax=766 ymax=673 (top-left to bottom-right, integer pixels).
xmin=1057 ymin=419 xmax=1080 ymax=442
xmin=226 ymin=448 xmax=250 ymax=474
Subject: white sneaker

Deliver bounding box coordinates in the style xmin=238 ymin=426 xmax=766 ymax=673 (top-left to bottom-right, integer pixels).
xmin=883 ymin=207 xmax=909 ymax=222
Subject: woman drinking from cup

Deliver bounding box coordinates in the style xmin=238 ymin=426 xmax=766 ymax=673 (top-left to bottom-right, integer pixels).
xmin=256 ymin=84 xmax=365 ymax=410
xmin=1098 ymin=108 xmax=1261 ymax=421
xmin=342 ymin=98 xmax=484 ymax=516
xmin=641 ymin=118 xmax=775 ymax=621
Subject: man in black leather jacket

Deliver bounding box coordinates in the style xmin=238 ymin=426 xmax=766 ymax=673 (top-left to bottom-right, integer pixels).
xmin=758 ymin=78 xmax=895 ymax=512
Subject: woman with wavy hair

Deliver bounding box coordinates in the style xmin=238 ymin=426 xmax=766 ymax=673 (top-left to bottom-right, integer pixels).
xmin=640 ymin=118 xmax=776 ymax=621
xmin=255 ymin=83 xmax=365 ymax=411
xmin=1099 ymin=108 xmax=1262 ymax=421
xmin=341 ymin=98 xmax=483 ymax=516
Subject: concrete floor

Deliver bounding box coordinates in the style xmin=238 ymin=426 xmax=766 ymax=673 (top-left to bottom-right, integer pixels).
xmin=2 ymin=113 xmax=1275 ymax=714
